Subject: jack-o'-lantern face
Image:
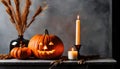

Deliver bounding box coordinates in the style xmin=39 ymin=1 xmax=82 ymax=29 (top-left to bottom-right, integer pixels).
xmin=28 ymin=29 xmax=64 ymax=59
xmin=37 ymin=42 xmax=55 ymax=55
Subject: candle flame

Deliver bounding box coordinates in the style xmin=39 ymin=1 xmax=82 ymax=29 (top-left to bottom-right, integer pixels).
xmin=71 ymin=47 xmax=74 ymax=51
xmin=77 ymin=15 xmax=80 ymax=20
xmin=43 ymin=45 xmax=48 ymax=50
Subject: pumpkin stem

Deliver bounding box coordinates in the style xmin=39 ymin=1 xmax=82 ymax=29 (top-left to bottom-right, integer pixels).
xmin=45 ymin=29 xmax=49 ymax=35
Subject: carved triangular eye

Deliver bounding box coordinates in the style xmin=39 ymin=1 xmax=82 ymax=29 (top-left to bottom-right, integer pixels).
xmin=49 ymin=42 xmax=54 ymax=45
xmin=39 ymin=42 xmax=43 ymax=46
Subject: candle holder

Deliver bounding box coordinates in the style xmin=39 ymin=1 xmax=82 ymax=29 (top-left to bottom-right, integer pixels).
xmin=74 ymin=45 xmax=82 ymax=59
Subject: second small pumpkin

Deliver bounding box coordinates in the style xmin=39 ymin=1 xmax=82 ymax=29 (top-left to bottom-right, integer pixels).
xmin=10 ymin=46 xmax=31 ymax=59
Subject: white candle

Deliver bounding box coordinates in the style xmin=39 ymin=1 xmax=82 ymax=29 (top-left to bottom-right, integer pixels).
xmin=68 ymin=47 xmax=78 ymax=60
xmin=75 ymin=15 xmax=81 ymax=45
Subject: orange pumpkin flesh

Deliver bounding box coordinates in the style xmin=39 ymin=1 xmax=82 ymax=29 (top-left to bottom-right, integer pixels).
xmin=28 ymin=29 xmax=64 ymax=59
xmin=10 ymin=47 xmax=31 ymax=59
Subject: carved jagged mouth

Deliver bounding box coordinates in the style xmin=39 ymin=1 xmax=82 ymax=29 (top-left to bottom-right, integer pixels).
xmin=37 ymin=50 xmax=55 ymax=55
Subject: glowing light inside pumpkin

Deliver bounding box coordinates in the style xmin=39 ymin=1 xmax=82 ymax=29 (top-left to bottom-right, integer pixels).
xmin=39 ymin=42 xmax=43 ymax=45
xmin=43 ymin=45 xmax=48 ymax=50
xmin=49 ymin=42 xmax=54 ymax=45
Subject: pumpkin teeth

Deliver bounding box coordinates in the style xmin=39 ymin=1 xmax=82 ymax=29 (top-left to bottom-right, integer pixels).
xmin=41 ymin=51 xmax=45 ymax=55
xmin=37 ymin=50 xmax=55 ymax=55
xmin=49 ymin=50 xmax=55 ymax=54
xmin=46 ymin=51 xmax=50 ymax=55
xmin=38 ymin=51 xmax=42 ymax=54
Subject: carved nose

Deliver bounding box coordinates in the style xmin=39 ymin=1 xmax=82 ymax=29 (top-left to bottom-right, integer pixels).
xmin=43 ymin=45 xmax=48 ymax=50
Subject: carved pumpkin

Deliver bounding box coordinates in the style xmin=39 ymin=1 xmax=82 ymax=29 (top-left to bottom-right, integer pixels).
xmin=10 ymin=43 xmax=31 ymax=59
xmin=28 ymin=29 xmax=64 ymax=59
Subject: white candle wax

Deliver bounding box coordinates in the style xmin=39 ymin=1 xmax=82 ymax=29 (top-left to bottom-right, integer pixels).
xmin=68 ymin=47 xmax=78 ymax=60
xmin=75 ymin=15 xmax=81 ymax=45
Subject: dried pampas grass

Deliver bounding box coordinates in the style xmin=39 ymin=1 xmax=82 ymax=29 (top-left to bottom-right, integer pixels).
xmin=1 ymin=0 xmax=47 ymax=35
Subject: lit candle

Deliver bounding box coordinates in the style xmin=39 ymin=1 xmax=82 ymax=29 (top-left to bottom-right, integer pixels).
xmin=75 ymin=15 xmax=81 ymax=45
xmin=68 ymin=47 xmax=78 ymax=60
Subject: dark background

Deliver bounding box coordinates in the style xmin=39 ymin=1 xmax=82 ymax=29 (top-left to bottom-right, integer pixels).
xmin=113 ymin=0 xmax=120 ymax=68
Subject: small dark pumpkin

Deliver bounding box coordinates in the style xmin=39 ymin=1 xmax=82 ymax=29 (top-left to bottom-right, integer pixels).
xmin=28 ymin=29 xmax=64 ymax=59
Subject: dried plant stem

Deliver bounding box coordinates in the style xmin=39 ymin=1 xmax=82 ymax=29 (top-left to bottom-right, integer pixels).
xmin=14 ymin=0 xmax=21 ymax=26
xmin=25 ymin=6 xmax=42 ymax=32
xmin=6 ymin=7 xmax=19 ymax=35
xmin=1 ymin=0 xmax=46 ymax=36
xmin=8 ymin=5 xmax=21 ymax=35
xmin=14 ymin=0 xmax=22 ymax=35
xmin=26 ymin=2 xmax=48 ymax=31
xmin=1 ymin=0 xmax=19 ymax=35
xmin=1 ymin=0 xmax=8 ymax=7
xmin=5 ymin=6 xmax=15 ymax=23
xmin=7 ymin=0 xmax=11 ymax=5
xmin=22 ymin=0 xmax=31 ymax=35
xmin=5 ymin=0 xmax=15 ymax=23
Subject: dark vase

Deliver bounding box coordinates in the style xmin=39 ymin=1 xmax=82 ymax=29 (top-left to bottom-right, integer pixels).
xmin=9 ymin=35 xmax=29 ymax=52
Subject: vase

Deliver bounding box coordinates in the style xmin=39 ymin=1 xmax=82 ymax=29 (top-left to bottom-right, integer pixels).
xmin=9 ymin=35 xmax=29 ymax=52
